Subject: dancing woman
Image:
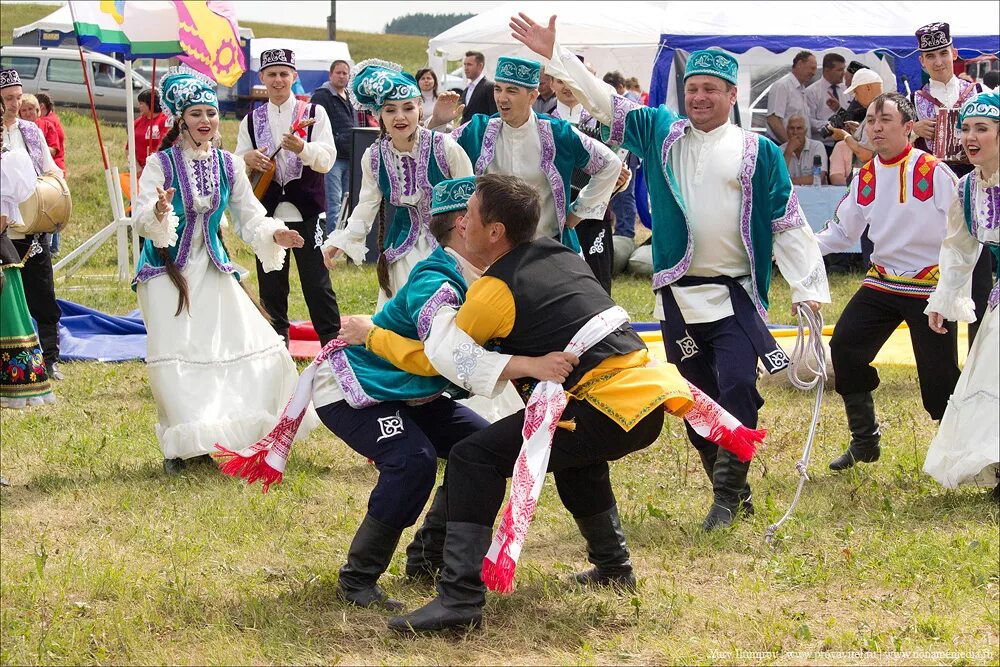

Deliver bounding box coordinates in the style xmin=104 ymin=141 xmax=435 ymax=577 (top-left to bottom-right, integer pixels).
xmin=323 ymin=60 xmax=473 ymax=310
xmin=924 ymin=91 xmax=1000 ymax=498
xmin=133 ymin=69 xmax=310 ymax=474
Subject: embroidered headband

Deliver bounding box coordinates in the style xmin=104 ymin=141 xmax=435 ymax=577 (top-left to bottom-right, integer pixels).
xmin=158 ymin=66 xmax=219 ymax=118
xmin=431 ymin=177 xmax=476 ymax=216
xmin=348 ymin=59 xmax=420 ymax=113
xmin=957 ymin=91 xmax=1000 ymax=128
xmin=684 ymin=49 xmax=738 ymax=86
xmin=495 ymin=56 xmax=541 ymax=89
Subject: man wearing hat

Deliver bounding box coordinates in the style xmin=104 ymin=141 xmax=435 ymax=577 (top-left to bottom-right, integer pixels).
xmin=236 ymin=48 xmax=341 ymax=347
xmin=430 ymin=54 xmax=622 ymax=257
xmin=0 ymin=68 xmax=64 ymax=382
xmin=512 ymin=14 xmax=831 ymax=531
xmin=911 ymin=21 xmax=992 ymax=345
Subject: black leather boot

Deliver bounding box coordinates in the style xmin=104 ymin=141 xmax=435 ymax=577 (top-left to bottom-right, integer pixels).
xmin=702 ymin=449 xmax=753 ymax=532
xmin=571 ymin=505 xmax=636 ymax=590
xmin=829 ymin=392 xmax=881 ymax=471
xmin=387 ymin=522 xmax=492 ymax=633
xmin=405 ymin=485 xmax=447 ymax=582
xmin=336 ymin=514 xmax=404 ymax=612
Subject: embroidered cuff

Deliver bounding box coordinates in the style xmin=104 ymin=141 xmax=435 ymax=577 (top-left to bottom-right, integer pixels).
xmin=925 ymin=290 xmax=977 ymax=323
xmin=142 ymin=209 xmax=181 ymax=248
xmin=570 ymin=200 xmax=609 ymax=221
xmin=789 ymin=260 xmax=832 ymax=304
xmin=324 ymin=228 xmax=369 ymax=265
xmin=364 ymin=326 xmax=379 ymax=351
xmin=253 ymin=218 xmax=288 ymax=273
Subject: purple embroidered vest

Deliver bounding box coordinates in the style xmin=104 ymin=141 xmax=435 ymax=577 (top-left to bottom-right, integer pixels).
xmin=248 ymin=101 xmax=326 ymax=219
xmin=15 ymin=119 xmax=45 ymax=175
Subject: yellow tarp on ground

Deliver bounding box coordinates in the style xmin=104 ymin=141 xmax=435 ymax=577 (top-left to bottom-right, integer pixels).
xmin=640 ymin=323 xmax=970 ymax=367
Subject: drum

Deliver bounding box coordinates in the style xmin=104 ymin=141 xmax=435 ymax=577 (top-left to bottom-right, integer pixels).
xmin=15 ymin=174 xmax=72 ymax=235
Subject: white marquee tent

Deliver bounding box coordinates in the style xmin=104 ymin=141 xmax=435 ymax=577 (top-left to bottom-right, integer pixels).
xmin=427 ymin=1 xmax=668 ymax=89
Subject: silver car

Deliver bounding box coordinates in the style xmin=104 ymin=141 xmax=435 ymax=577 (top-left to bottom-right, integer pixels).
xmin=0 ymin=45 xmax=151 ymax=124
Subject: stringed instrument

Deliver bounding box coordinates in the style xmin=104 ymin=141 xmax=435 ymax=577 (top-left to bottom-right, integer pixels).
xmin=249 ymin=117 xmax=317 ymax=200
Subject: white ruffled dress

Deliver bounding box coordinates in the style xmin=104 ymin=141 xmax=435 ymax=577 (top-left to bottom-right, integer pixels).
xmin=134 ymin=146 xmax=311 ymax=460
xmin=923 ymin=167 xmax=999 ymax=489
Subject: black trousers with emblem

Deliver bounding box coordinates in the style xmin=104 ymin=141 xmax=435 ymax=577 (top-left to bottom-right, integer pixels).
xmin=660 ymin=313 xmax=762 ymax=510
xmin=11 ymin=235 xmax=60 ymax=366
xmin=255 ymin=215 xmax=341 ymax=346
xmin=574 ymin=215 xmax=614 ymax=295
xmin=316 ymin=396 xmax=488 ymax=529
xmin=830 ymin=286 xmax=960 ymax=420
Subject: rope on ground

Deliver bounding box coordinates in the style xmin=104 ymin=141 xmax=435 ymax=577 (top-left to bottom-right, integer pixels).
xmin=765 ymin=304 xmax=826 ymax=545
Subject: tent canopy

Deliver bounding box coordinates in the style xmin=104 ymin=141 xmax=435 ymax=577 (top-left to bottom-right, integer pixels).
xmin=652 ymin=1 xmax=1000 ymax=126
xmin=428 ymin=1 xmax=667 ymax=90
xmin=12 ymin=4 xmax=254 ymax=47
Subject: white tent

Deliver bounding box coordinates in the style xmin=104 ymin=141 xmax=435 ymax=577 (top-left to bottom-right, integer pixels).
xmin=13 ymin=4 xmax=255 ymax=42
xmin=427 ymin=1 xmax=668 ymax=89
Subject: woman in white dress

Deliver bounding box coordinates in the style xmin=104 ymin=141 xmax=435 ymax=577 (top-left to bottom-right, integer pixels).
xmin=924 ymin=91 xmax=1000 ymax=499
xmin=134 ymin=68 xmax=309 ymax=474
xmin=323 ymin=60 xmax=473 ymax=311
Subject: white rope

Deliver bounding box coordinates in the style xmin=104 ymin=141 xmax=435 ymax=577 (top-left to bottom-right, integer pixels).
xmin=765 ymin=305 xmax=826 ymax=545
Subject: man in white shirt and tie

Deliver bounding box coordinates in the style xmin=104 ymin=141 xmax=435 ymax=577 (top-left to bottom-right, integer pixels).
xmin=460 ymin=51 xmax=497 ymax=123
xmin=767 ymin=51 xmax=816 ymax=144
xmin=806 ymin=53 xmax=850 ymax=150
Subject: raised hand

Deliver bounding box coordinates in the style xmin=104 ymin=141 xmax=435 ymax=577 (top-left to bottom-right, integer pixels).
xmin=509 ymin=13 xmax=557 ymax=60
xmin=273 ymin=228 xmax=304 ymax=249
xmin=430 ymin=90 xmax=465 ymax=126
xmin=155 ymin=186 xmax=176 ymax=218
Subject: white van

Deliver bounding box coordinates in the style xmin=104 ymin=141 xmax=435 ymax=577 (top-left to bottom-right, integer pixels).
xmin=0 ymin=46 xmax=151 ymax=124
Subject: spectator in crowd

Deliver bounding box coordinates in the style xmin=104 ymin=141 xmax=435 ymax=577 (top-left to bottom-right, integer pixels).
xmin=767 ymin=50 xmax=816 ymax=144
xmin=18 ymin=93 xmax=65 ymax=254
xmin=983 ymin=69 xmax=999 ymax=92
xmin=532 ymin=72 xmax=557 ymax=114
xmin=781 ymin=114 xmax=828 ymax=185
xmin=415 ymin=67 xmax=439 ymax=121
xmin=603 ymin=70 xmax=626 ymax=95
xmin=311 ymin=59 xmax=356 ymax=234
xmin=460 ymin=51 xmax=497 ymax=122
xmin=34 ymin=93 xmax=65 ymax=173
xmin=827 ymin=68 xmax=882 ymax=172
xmin=844 ymin=60 xmax=867 ymax=90
xmin=624 ymin=76 xmax=641 ymax=102
xmin=806 ymin=53 xmax=849 ymax=149
xmin=128 ymin=89 xmax=169 ymax=176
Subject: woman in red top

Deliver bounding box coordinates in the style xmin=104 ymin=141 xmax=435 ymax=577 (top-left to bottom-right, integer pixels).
xmin=129 ymin=89 xmax=171 ymax=175
xmin=20 ymin=94 xmax=65 ymax=172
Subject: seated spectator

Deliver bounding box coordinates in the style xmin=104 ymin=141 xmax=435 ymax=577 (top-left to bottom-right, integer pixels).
xmin=127 ymin=89 xmax=170 ymax=176
xmin=828 ymin=139 xmax=856 ymax=186
xmin=827 ymin=68 xmax=882 ymax=169
xmin=767 ymin=50 xmax=816 ymax=144
xmin=780 ymin=114 xmax=828 ymax=185
xmin=34 ymin=93 xmax=65 ymax=173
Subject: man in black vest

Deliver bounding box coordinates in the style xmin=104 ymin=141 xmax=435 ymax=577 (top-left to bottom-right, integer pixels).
xmin=349 ymin=174 xmax=691 ymax=633
xmin=237 ymin=48 xmax=341 ymax=345
xmin=460 ymin=51 xmax=498 ymax=123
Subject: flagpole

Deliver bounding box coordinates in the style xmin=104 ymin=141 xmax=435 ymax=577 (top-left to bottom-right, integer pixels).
xmin=124 ymin=57 xmax=140 ymax=277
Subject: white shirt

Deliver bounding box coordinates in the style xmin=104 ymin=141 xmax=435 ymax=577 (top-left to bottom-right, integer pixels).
xmin=236 ymin=96 xmax=337 ymax=223
xmin=767 ymin=72 xmax=811 ymax=141
xmin=464 ymin=73 xmax=486 ymax=104
xmin=2 ymin=119 xmax=62 ymax=240
xmin=554 ymin=100 xmax=583 ymax=124
xmin=816 ymin=147 xmax=958 ymax=274
xmin=544 ymin=42 xmax=831 ymax=322
xmin=928 ymin=76 xmax=962 ymax=109
xmin=483 ymin=111 xmax=621 ymax=240
xmin=781 ymin=138 xmax=829 ymax=180
xmin=806 ymin=76 xmax=849 ymax=143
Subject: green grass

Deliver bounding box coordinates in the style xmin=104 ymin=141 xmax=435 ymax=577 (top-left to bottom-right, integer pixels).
xmin=2 ymin=3 xmax=433 ymax=74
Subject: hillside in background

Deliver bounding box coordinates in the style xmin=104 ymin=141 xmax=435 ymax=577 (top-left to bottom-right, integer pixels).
xmin=1 ymin=2 xmax=430 ymax=72
xmin=384 ymin=12 xmax=473 ymax=37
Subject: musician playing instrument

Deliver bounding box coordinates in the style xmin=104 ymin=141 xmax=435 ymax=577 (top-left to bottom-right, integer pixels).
xmin=236 ymin=48 xmax=341 ymax=346
xmin=0 ymin=68 xmax=64 ymax=381
xmin=911 ymin=21 xmax=992 ymax=345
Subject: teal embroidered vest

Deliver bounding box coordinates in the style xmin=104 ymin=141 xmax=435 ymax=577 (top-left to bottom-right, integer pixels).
xmin=453 ymin=112 xmax=598 ymax=254
xmin=133 ymin=147 xmax=238 ymax=287
xmin=371 ymin=128 xmax=452 ymax=265
xmin=960 ymin=170 xmax=1000 ymax=273
xmin=331 ymin=246 xmax=469 ymax=405
xmin=605 ymin=100 xmax=804 ymax=319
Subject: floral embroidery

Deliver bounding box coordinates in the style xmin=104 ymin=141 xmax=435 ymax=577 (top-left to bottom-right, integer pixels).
xmin=453 ymin=341 xmax=485 ymax=391
xmin=652 ymin=119 xmax=692 ymax=290
xmin=476 ymin=118 xmax=503 ymax=175
xmin=328 ymin=349 xmax=378 ymax=408
xmin=736 ymin=131 xmax=768 ymax=321
xmin=608 ymin=94 xmax=641 ymax=147
xmin=580 ymin=134 xmax=609 ymax=176
xmin=17 ymin=119 xmax=44 ymax=175
xmin=771 ymin=189 xmax=806 ymax=233
xmin=432 ymin=133 xmax=451 ymax=179
xmin=538 ymin=119 xmax=566 ymax=231
xmin=416 ymin=283 xmax=461 ymax=341
xmin=252 ymin=102 xmax=305 ymax=186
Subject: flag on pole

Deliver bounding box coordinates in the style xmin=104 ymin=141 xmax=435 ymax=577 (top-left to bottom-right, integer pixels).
xmin=69 ymin=1 xmax=246 ymax=85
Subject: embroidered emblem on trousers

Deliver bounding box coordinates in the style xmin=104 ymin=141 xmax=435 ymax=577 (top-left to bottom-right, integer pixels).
xmin=376 ymin=411 xmax=405 ymax=442
xmin=677 ymin=331 xmax=699 ymax=361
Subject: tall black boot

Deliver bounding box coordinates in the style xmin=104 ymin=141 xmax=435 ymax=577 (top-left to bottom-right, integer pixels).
xmin=829 ymin=392 xmax=881 ymax=471
xmin=387 ymin=522 xmax=492 ymax=633
xmin=697 ymin=447 xmax=717 ymax=482
xmin=702 ymin=450 xmax=753 ymax=532
xmin=404 ymin=485 xmax=447 ymax=582
xmin=336 ymin=514 xmax=404 ymax=612
xmin=571 ymin=505 xmax=636 ymax=590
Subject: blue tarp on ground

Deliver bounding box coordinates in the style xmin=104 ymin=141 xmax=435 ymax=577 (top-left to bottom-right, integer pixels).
xmin=56 ymin=300 xmax=147 ymax=362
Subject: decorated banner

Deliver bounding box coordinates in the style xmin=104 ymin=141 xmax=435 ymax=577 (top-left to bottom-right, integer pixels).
xmin=68 ymin=0 xmax=246 ymax=85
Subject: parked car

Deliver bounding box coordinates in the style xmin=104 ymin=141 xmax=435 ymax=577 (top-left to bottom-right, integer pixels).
xmin=0 ymin=45 xmax=151 ymax=124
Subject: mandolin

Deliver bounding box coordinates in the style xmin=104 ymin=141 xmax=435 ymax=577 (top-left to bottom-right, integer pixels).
xmin=249 ymin=117 xmax=317 ymax=200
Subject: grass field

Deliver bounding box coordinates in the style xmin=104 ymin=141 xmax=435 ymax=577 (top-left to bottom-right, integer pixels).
xmin=2 ymin=4 xmax=999 ymax=665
